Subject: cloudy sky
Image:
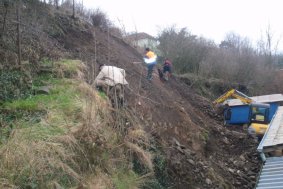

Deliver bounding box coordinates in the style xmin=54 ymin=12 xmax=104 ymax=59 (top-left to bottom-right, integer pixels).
xmin=83 ymin=0 xmax=283 ymax=51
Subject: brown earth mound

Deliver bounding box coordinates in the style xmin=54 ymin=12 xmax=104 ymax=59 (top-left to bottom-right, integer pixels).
xmin=46 ymin=13 xmax=261 ymax=189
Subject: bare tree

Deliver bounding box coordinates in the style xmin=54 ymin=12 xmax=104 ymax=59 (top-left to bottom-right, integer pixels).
xmin=72 ymin=0 xmax=75 ymax=18
xmin=0 ymin=0 xmax=9 ymax=41
xmin=54 ymin=0 xmax=59 ymax=9
xmin=90 ymin=8 xmax=111 ymax=30
xmin=17 ymin=0 xmax=22 ymax=68
xmin=257 ymin=24 xmax=281 ymax=66
xmin=158 ymin=26 xmax=213 ymax=75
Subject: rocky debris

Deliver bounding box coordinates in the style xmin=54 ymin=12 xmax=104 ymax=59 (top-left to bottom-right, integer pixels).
xmin=223 ymin=137 xmax=230 ymax=144
xmin=205 ymin=178 xmax=212 ymax=185
xmin=188 ymin=159 xmax=195 ymax=165
xmin=240 ymin=155 xmax=246 ymax=161
xmin=167 ymin=124 xmax=260 ymax=189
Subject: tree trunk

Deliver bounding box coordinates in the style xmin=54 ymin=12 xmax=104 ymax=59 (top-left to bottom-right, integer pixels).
xmin=17 ymin=0 xmax=22 ymax=69
xmin=0 ymin=2 xmax=8 ymax=41
xmin=55 ymin=0 xmax=59 ymax=9
xmin=72 ymin=0 xmax=75 ymax=18
xmin=107 ymin=27 xmax=110 ymax=64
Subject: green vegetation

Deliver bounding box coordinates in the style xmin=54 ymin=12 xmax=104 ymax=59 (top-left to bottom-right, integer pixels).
xmin=200 ymin=130 xmax=210 ymax=142
xmin=53 ymin=59 xmax=84 ymax=78
xmin=1 ymin=73 xmax=83 ymax=133
xmin=0 ymin=70 xmax=32 ymax=102
xmin=0 ymin=59 xmax=158 ymax=189
xmin=40 ymin=57 xmax=54 ymax=67
xmin=178 ymin=73 xmax=234 ymax=99
xmin=0 ymin=60 xmax=86 ymax=188
xmin=112 ymin=170 xmax=140 ymax=189
xmin=138 ymin=154 xmax=170 ymax=189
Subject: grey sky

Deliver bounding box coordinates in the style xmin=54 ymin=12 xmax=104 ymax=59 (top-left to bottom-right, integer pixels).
xmin=83 ymin=0 xmax=283 ymax=51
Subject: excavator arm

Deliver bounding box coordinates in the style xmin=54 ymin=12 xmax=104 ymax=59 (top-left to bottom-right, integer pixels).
xmin=213 ymin=89 xmax=253 ymax=105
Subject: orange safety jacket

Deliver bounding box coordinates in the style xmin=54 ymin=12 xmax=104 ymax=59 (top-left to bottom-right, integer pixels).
xmin=145 ymin=51 xmax=156 ymax=58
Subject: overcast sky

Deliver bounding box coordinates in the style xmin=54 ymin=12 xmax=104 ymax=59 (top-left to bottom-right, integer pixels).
xmin=83 ymin=0 xmax=283 ymax=51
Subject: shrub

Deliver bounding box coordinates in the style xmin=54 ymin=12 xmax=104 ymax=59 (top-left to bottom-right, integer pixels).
xmin=90 ymin=9 xmax=112 ymax=30
xmin=0 ymin=70 xmax=32 ymax=102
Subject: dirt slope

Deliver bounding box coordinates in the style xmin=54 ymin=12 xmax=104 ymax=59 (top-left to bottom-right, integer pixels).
xmin=47 ymin=12 xmax=261 ymax=189
xmin=93 ymin=31 xmax=260 ymax=189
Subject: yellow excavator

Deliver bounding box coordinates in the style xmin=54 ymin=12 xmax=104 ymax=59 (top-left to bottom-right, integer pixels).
xmin=213 ymin=89 xmax=270 ymax=139
xmin=213 ymin=89 xmax=253 ymax=105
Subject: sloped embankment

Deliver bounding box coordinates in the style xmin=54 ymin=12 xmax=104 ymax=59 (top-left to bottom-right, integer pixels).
xmin=0 ymin=60 xmax=157 ymax=188
xmin=68 ymin=19 xmax=261 ymax=187
xmin=42 ymin=11 xmax=260 ymax=188
xmin=0 ymin=7 xmax=261 ymax=188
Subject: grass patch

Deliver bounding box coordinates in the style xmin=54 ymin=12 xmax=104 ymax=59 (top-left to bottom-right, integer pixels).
xmin=40 ymin=57 xmax=54 ymax=67
xmin=0 ymin=60 xmax=87 ymax=188
xmin=32 ymin=72 xmax=59 ymax=87
xmin=112 ymin=170 xmax=140 ymax=189
xmin=98 ymin=90 xmax=108 ymax=99
xmin=2 ymin=97 xmax=41 ymax=112
xmin=0 ymin=131 xmax=80 ymax=188
xmin=20 ymin=124 xmax=66 ymax=141
xmin=0 ymin=61 xmax=84 ymax=142
xmin=57 ymin=59 xmax=81 ymax=73
xmin=2 ymin=79 xmax=82 ymax=115
xmin=53 ymin=59 xmax=84 ymax=78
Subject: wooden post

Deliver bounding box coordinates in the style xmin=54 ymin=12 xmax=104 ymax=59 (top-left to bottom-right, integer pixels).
xmin=107 ymin=27 xmax=110 ymax=64
xmin=94 ymin=39 xmax=97 ymax=81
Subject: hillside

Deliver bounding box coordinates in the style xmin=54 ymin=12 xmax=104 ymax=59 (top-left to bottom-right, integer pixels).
xmin=0 ymin=3 xmax=261 ymax=189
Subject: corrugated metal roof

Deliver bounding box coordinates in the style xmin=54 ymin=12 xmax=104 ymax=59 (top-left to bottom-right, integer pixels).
xmin=256 ymin=106 xmax=283 ymax=188
xmin=256 ymin=157 xmax=283 ymax=189
xmin=258 ymin=107 xmax=283 ymax=153
xmin=227 ymin=94 xmax=283 ymax=106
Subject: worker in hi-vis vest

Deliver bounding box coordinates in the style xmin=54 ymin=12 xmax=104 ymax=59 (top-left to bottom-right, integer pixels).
xmin=143 ymin=47 xmax=157 ymax=81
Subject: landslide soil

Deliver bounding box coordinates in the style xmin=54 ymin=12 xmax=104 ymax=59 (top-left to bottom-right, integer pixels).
xmin=43 ymin=12 xmax=261 ymax=189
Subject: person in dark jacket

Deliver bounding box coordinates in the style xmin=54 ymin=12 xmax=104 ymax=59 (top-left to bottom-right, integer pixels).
xmin=163 ymin=58 xmax=172 ymax=81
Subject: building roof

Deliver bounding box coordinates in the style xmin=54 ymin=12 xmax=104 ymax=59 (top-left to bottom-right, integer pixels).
xmin=255 ymin=156 xmax=283 ymax=189
xmin=256 ymin=106 xmax=283 ymax=188
xmin=226 ymin=94 xmax=283 ymax=106
xmin=257 ymin=106 xmax=283 ymax=153
xmin=126 ymin=32 xmax=157 ymax=41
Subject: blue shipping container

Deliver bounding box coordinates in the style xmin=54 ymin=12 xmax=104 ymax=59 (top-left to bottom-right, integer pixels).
xmin=224 ymin=102 xmax=279 ymax=125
